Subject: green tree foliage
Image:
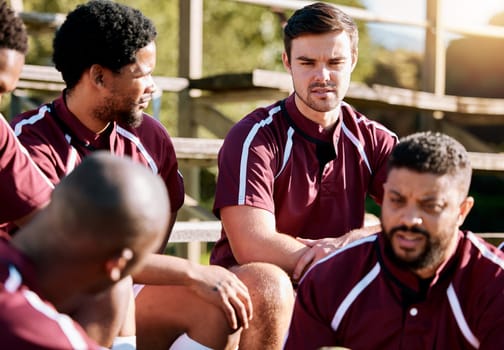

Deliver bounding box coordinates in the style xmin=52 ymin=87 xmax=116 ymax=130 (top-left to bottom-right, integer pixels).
xmin=365 ymin=47 xmax=422 ymax=89
xmin=201 ymin=0 xmax=375 ymax=80
xmin=23 ymin=0 xmax=376 ymax=79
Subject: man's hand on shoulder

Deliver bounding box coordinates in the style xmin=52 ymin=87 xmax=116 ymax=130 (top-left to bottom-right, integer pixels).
xmin=292 ymin=225 xmax=380 ymax=282
xmin=292 ymin=236 xmax=349 ymax=282
xmin=188 ymin=264 xmax=253 ymax=331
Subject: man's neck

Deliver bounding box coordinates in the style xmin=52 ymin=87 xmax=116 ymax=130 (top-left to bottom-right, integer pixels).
xmin=293 ymin=94 xmax=340 ymax=130
xmin=64 ymin=89 xmax=110 ymax=133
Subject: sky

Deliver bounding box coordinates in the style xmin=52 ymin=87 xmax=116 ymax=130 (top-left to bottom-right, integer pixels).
xmin=361 ymin=0 xmax=504 ymax=51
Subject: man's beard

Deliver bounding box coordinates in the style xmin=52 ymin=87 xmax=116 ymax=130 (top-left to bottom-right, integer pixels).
xmin=382 ymin=224 xmax=445 ymax=271
xmin=95 ymin=98 xmax=143 ymax=128
xmin=294 ymin=82 xmax=340 ymax=113
xmin=118 ymin=109 xmax=143 ymax=128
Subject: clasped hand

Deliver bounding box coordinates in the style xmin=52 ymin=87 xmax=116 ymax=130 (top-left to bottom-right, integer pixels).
xmin=189 ymin=264 xmax=253 ymax=331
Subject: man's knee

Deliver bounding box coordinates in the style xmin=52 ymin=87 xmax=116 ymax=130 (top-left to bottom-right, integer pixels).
xmin=230 ymin=263 xmax=294 ymax=349
xmin=231 ymin=262 xmax=294 ymax=315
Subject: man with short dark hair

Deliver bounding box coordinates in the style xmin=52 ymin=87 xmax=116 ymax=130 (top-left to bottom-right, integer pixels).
xmin=12 ymin=1 xmax=251 ymax=349
xmin=0 ymin=0 xmax=52 ymax=234
xmin=284 ymin=132 xmax=504 ymax=349
xmin=211 ymin=2 xmax=397 ymax=348
xmin=0 ymin=152 xmax=170 ymax=349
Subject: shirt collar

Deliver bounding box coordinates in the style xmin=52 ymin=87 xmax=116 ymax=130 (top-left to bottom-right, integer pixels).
xmin=53 ymin=92 xmax=115 ymax=149
xmin=376 ymin=231 xmax=464 ymax=294
xmin=0 ymin=239 xmax=39 ymax=293
xmin=284 ymin=93 xmax=341 ymax=144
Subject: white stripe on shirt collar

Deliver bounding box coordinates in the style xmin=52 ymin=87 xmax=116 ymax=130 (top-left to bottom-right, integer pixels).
xmin=116 ymin=126 xmax=158 ymax=174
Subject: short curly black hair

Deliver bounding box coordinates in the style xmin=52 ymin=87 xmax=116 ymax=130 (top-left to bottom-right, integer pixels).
xmin=53 ymin=0 xmax=157 ymax=89
xmin=0 ymin=0 xmax=28 ymax=54
xmin=389 ymin=131 xmax=472 ymax=195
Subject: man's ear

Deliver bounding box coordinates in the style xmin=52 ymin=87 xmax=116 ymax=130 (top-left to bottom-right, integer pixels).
xmin=105 ymin=248 xmax=134 ymax=282
xmin=457 ymin=196 xmax=474 ymax=227
xmin=351 ymin=49 xmax=358 ymax=72
xmin=282 ymin=51 xmax=292 ymax=73
xmin=89 ymin=64 xmax=105 ymax=87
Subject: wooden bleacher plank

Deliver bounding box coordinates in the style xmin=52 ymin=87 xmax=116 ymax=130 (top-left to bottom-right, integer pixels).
xmin=468 ymin=152 xmax=504 ymax=172
xmin=190 ymin=69 xmax=504 ymax=117
xmin=170 ymin=221 xmax=221 ymax=243
xmin=171 ymin=137 xmax=504 ymax=173
xmin=18 ymin=65 xmax=504 ymax=117
xmin=19 ymin=11 xmax=66 ymax=31
xmin=19 ymin=65 xmax=188 ymax=93
xmin=172 ymin=137 xmax=221 ymax=160
xmin=170 ymin=221 xmax=504 ymax=244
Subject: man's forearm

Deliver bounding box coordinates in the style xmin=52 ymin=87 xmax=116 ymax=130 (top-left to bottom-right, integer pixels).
xmin=230 ymin=231 xmax=309 ymax=277
xmin=132 ymin=253 xmax=198 ymax=286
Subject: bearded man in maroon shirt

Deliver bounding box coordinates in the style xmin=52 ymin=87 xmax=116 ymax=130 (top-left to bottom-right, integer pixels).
xmin=11 ymin=1 xmax=251 ymax=349
xmin=284 ymin=132 xmax=504 ymax=350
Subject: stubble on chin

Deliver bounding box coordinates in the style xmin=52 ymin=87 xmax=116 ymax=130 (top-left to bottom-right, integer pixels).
xmin=95 ymin=101 xmax=144 ymax=129
xmin=121 ymin=111 xmax=143 ymax=128
xmin=294 ymin=91 xmax=340 ymax=114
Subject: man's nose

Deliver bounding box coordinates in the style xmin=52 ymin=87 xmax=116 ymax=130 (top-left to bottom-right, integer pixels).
xmin=400 ymin=206 xmax=423 ymax=227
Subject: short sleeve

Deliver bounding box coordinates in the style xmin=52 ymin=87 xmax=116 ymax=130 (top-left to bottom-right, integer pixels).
xmin=0 ymin=116 xmax=52 ymax=222
xmin=213 ymin=119 xmax=277 ymax=218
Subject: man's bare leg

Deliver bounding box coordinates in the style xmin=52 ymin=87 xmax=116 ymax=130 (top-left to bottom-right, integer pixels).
xmin=135 ymin=285 xmax=240 ymax=350
xmin=231 ymin=262 xmax=295 ymax=350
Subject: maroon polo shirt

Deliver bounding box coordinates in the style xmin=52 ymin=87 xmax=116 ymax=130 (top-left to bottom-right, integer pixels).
xmin=11 ymin=94 xmax=184 ymax=212
xmin=0 ymin=115 xmax=52 ymax=236
xmin=211 ymin=94 xmax=397 ymax=267
xmin=0 ymin=239 xmax=99 ymax=349
xmin=284 ymin=231 xmax=504 ymax=350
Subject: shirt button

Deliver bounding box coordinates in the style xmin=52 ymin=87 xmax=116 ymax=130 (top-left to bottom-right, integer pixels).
xmin=409 ymin=308 xmax=418 ymax=316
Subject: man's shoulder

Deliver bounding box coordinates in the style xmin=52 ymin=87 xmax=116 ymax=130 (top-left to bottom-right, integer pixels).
xmin=301 ymin=235 xmax=378 ymax=285
xmin=464 ymin=232 xmax=504 ymax=271
xmin=0 ymin=287 xmax=98 ymax=349
xmin=341 ymin=102 xmax=396 ymax=138
xmin=10 ymin=104 xmax=54 ymax=135
xmin=454 ymin=232 xmax=504 ymax=296
xmin=225 ymin=101 xmax=285 ymax=140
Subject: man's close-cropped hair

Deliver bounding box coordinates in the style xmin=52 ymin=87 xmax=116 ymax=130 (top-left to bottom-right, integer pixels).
xmin=388 ymin=131 xmax=472 ymax=194
xmin=283 ymin=2 xmax=358 ymax=62
xmin=0 ymin=0 xmax=28 ymax=54
xmin=52 ymin=0 xmax=157 ymax=89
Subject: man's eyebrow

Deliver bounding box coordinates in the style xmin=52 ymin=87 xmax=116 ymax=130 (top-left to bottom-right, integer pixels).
xmin=388 ymin=189 xmax=403 ymax=196
xmin=295 ymin=56 xmax=314 ymax=61
xmin=132 ymin=65 xmax=152 ymax=76
xmin=418 ymin=196 xmax=444 ymax=204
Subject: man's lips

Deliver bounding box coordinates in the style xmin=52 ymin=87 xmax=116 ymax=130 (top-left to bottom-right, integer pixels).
xmin=389 ymin=225 xmax=429 ymax=251
xmin=310 ymin=88 xmax=336 ymax=97
xmin=137 ymin=96 xmax=152 ymax=107
xmin=394 ymin=231 xmax=425 ymax=250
